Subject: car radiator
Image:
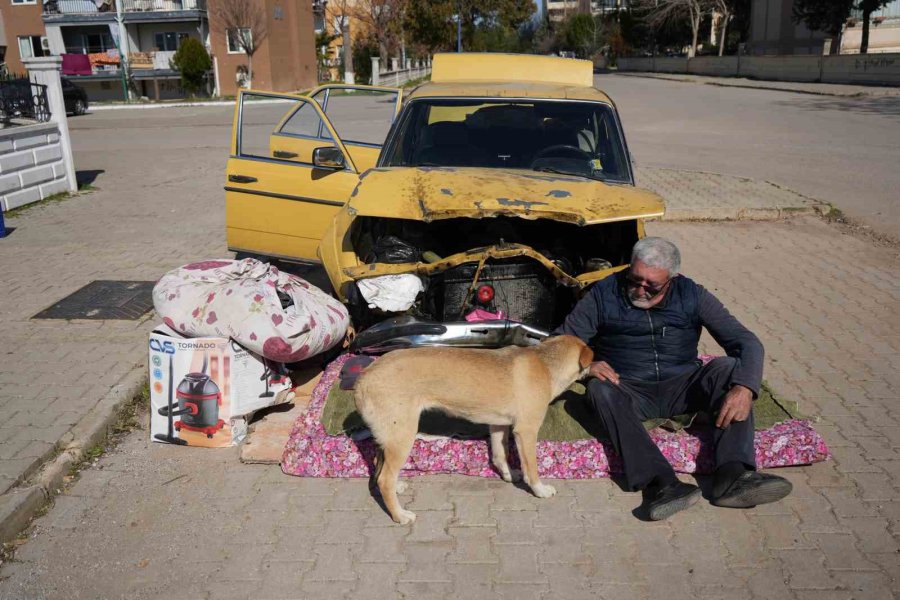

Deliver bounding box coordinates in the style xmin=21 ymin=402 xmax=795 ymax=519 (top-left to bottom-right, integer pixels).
xmin=437 ymin=260 xmax=557 ymax=329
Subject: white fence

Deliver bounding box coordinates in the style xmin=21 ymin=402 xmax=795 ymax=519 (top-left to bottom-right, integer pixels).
xmin=371 ymin=57 xmax=432 ymax=87
xmin=0 ymin=122 xmax=71 ymax=211
xmin=616 ymin=53 xmax=900 ymax=86
xmin=1 ymin=57 xmax=78 ymax=211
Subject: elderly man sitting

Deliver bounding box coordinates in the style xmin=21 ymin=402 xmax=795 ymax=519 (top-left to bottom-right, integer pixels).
xmin=556 ymin=237 xmax=792 ymax=520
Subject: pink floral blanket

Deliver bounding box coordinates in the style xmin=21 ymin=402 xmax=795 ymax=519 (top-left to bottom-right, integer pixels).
xmin=281 ymin=354 xmax=830 ymax=479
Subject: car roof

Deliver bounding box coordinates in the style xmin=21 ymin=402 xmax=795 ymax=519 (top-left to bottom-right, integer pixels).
xmin=406 ymin=52 xmax=614 ymax=105
xmin=407 ymin=81 xmax=614 ymax=104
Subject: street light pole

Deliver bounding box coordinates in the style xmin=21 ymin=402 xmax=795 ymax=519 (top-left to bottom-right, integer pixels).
xmin=114 ymin=0 xmax=131 ymax=101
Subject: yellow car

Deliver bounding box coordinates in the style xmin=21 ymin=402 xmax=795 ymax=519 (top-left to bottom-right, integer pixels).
xmin=225 ymin=53 xmax=665 ymax=346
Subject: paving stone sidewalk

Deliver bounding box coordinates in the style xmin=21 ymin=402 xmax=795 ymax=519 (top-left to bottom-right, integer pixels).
xmin=635 ymin=167 xmax=826 ymax=220
xmin=0 ymin=152 xmax=820 ymax=535
xmin=0 ymin=104 xmax=896 ymax=596
xmin=1 ymin=216 xmax=898 ymax=599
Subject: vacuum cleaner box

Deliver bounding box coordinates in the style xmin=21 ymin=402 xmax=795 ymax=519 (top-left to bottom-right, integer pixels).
xmin=149 ymin=325 xmax=292 ymax=448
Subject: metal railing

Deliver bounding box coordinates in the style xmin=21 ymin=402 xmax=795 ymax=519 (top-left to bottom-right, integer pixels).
xmin=44 ymin=0 xmax=206 ymax=16
xmin=0 ymin=73 xmax=51 ymax=126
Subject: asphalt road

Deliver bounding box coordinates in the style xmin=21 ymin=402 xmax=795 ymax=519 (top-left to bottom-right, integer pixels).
xmin=70 ymin=75 xmax=900 ymax=243
xmin=596 ymin=74 xmax=900 ymax=241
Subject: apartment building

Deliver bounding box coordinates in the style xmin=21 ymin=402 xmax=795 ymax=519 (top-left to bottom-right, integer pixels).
xmin=543 ymin=0 xmax=627 ymax=22
xmin=1 ymin=0 xmax=316 ymax=100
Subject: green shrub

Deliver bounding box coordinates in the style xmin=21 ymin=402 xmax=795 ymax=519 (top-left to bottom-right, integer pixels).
xmin=172 ymin=38 xmax=212 ymax=96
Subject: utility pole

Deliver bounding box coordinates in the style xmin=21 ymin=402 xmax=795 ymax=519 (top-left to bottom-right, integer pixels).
xmin=114 ymin=0 xmax=131 ymax=101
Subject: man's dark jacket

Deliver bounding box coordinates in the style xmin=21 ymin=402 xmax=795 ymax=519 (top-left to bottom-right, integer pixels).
xmin=554 ymin=271 xmax=764 ymax=396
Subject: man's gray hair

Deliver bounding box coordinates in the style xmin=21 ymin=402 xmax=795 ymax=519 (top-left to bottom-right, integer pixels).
xmin=631 ymin=237 xmax=681 ymax=275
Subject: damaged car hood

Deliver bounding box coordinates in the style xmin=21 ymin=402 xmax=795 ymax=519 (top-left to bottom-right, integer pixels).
xmin=347 ymin=167 xmax=665 ymax=225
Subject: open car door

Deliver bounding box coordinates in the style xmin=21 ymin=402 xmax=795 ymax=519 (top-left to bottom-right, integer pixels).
xmin=308 ymin=84 xmax=402 ymax=172
xmin=225 ymin=85 xmax=401 ymax=263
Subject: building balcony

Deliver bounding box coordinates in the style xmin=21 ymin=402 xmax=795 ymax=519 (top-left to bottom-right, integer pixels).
xmin=62 ymin=50 xmax=179 ymax=77
xmin=43 ymin=0 xmax=206 ymax=22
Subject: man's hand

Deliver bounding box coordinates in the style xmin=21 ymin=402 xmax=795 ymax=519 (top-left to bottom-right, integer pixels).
xmin=716 ymin=385 xmax=753 ymax=429
xmin=589 ymin=361 xmax=620 ymax=385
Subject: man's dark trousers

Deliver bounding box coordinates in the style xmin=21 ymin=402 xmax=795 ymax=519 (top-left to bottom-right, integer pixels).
xmin=588 ymin=357 xmax=756 ymax=491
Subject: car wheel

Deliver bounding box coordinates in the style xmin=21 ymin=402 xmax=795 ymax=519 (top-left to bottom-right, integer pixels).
xmin=73 ymin=99 xmax=86 ymax=116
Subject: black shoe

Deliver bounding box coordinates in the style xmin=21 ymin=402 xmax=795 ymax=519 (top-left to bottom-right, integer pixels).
xmin=646 ymin=481 xmax=702 ymax=521
xmin=711 ymin=471 xmax=792 ymax=508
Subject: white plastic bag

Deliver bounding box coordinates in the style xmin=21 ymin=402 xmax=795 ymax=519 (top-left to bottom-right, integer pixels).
xmin=357 ymin=274 xmax=424 ymax=312
xmin=153 ymin=259 xmax=349 ymax=363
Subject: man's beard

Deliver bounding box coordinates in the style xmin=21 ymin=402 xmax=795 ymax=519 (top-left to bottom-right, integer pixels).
xmin=628 ymin=289 xmax=654 ymax=309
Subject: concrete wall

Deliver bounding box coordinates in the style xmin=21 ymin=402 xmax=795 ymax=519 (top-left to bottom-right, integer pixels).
xmin=822 ymin=53 xmax=900 ymax=84
xmin=842 ymin=19 xmax=900 ymax=54
xmin=688 ymin=56 xmax=739 ymax=76
xmin=616 ymin=52 xmax=900 ymax=85
xmin=0 ymin=123 xmax=71 ymax=211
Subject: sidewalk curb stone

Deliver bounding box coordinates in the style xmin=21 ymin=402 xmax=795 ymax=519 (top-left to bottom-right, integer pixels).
xmin=0 ymin=366 xmax=147 ymax=545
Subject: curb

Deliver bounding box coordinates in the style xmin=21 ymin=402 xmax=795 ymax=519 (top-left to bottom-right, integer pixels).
xmin=661 ymin=204 xmax=828 ymax=222
xmin=90 ymin=100 xmax=236 ymax=111
xmin=612 ymin=72 xmax=899 ymax=98
xmin=0 ymin=366 xmax=147 ymax=545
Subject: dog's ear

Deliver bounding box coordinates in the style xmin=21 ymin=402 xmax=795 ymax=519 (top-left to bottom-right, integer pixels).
xmin=579 ymin=344 xmax=594 ymax=370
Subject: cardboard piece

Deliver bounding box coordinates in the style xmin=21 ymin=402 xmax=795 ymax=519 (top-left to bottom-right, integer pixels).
xmin=149 ymin=325 xmax=292 ymax=448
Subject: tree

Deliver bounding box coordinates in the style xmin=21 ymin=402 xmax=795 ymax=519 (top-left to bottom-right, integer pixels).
xmin=171 ymin=37 xmax=212 ymax=96
xmin=711 ymin=0 xmax=734 ymax=56
xmin=857 ymin=0 xmax=892 ymax=53
xmin=637 ymin=0 xmax=711 ymax=58
xmin=563 ymin=13 xmax=599 ymax=58
xmin=792 ymin=0 xmax=853 ymax=55
xmin=350 ymin=0 xmax=407 ymax=65
xmin=404 ymin=0 xmax=455 ymax=53
xmin=210 ymin=0 xmax=268 ymax=87
xmin=404 ymin=0 xmax=535 ymax=53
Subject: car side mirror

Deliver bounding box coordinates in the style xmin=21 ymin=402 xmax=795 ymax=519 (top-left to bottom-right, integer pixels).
xmin=313 ymin=146 xmax=345 ymax=170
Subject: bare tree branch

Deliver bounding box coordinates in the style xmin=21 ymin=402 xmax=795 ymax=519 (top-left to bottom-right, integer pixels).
xmin=349 ymin=0 xmax=407 ymax=61
xmin=210 ymin=0 xmax=269 ymax=86
xmin=635 ymin=0 xmax=713 ymax=58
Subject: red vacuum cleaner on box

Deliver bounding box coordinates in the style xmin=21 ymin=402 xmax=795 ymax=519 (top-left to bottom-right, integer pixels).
xmin=157 ymin=352 xmax=225 ymax=440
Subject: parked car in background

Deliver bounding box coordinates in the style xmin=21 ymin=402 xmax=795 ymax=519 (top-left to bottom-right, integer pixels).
xmin=61 ymin=78 xmax=88 ymax=116
xmin=225 ymin=53 xmax=665 ymax=349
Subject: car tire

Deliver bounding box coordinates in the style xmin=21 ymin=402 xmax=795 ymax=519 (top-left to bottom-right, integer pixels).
xmin=73 ymin=99 xmax=86 ymax=116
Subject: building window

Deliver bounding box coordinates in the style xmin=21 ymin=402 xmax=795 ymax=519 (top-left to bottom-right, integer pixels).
xmin=154 ymin=32 xmax=190 ymax=52
xmin=11 ymin=0 xmax=38 ymax=5
xmin=82 ymin=33 xmax=113 ymax=53
xmin=226 ymin=28 xmax=251 ymax=54
xmin=17 ymin=36 xmax=45 ymax=59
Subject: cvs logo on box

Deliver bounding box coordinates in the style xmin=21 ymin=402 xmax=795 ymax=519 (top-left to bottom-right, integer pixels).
xmin=149 ymin=339 xmax=176 ymax=354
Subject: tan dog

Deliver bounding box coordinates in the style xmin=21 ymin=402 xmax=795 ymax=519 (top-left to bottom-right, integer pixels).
xmin=354 ymin=335 xmax=594 ymax=524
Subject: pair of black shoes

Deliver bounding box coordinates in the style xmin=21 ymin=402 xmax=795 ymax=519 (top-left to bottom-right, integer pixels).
xmin=646 ymin=471 xmax=793 ymax=521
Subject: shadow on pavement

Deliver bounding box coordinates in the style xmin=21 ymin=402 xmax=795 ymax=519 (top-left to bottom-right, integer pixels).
xmin=776 ymin=95 xmax=900 ymax=119
xmin=76 ymin=169 xmax=105 ymax=187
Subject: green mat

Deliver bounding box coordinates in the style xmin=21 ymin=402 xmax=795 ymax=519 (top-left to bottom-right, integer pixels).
xmin=321 ymin=380 xmax=801 ymax=442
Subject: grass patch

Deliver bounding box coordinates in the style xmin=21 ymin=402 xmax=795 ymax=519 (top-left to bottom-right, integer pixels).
xmin=403 ymin=74 xmax=431 ymax=88
xmin=823 ymin=205 xmax=847 ymax=223
xmin=4 ymin=183 xmax=96 ymax=218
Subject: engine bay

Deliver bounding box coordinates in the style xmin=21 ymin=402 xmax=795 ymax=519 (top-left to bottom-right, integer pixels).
xmin=345 ymin=216 xmax=640 ymax=328
xmin=351 ymin=216 xmax=639 ymax=278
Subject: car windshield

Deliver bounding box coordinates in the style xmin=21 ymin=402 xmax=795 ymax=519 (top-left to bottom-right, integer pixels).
xmin=383 ymin=99 xmax=631 ymax=183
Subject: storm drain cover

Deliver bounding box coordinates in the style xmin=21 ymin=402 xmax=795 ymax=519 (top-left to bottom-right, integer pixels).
xmin=32 ymin=280 xmax=156 ymax=320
